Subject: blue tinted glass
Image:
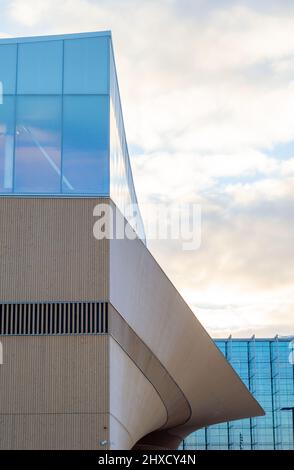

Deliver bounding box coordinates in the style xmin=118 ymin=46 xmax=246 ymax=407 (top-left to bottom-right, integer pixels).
xmin=0 ymin=95 xmax=15 ymax=192
xmin=14 ymin=96 xmax=62 ymax=193
xmin=17 ymin=41 xmax=63 ymax=94
xmin=0 ymin=44 xmax=17 ymax=94
xmin=109 ymin=48 xmax=146 ymax=242
xmin=64 ymin=37 xmax=109 ymax=94
xmin=62 ymin=95 xmax=109 ymax=194
xmin=182 ymin=338 xmax=294 ymax=450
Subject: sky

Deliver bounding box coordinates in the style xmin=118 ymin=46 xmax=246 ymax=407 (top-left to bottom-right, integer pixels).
xmin=1 ymin=0 xmax=294 ymax=338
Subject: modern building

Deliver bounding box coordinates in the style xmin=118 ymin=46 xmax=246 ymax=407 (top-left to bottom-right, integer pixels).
xmin=181 ymin=336 xmax=294 ymax=450
xmin=0 ymin=31 xmax=264 ymax=450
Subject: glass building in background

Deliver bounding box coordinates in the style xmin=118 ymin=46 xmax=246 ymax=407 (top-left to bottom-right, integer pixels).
xmin=181 ymin=336 xmax=294 ymax=450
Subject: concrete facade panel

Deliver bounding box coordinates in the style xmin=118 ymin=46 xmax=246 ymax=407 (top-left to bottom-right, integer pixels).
xmin=0 ymin=335 xmax=109 ymax=449
xmin=109 ymin=336 xmax=167 ymax=449
xmin=0 ymin=198 xmax=108 ymax=302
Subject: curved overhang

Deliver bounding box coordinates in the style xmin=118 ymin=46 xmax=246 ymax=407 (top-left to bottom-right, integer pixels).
xmin=108 ymin=204 xmax=265 ymax=449
xmin=0 ymin=197 xmax=264 ymax=450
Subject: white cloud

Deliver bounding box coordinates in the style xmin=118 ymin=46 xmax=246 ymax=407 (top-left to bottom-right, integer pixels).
xmin=7 ymin=0 xmax=55 ymax=27
xmin=224 ymin=176 xmax=294 ymax=205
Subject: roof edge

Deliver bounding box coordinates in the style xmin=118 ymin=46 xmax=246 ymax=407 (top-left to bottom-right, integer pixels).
xmin=0 ymin=30 xmax=111 ymax=45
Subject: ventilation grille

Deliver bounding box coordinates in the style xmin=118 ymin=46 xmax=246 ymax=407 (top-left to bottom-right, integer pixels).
xmin=0 ymin=302 xmax=108 ymax=335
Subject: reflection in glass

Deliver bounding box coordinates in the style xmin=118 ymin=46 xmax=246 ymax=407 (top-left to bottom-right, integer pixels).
xmin=17 ymin=41 xmax=63 ymax=94
xmin=0 ymin=44 xmax=17 ymax=94
xmin=63 ymin=37 xmax=109 ymax=94
xmin=182 ymin=338 xmax=294 ymax=450
xmin=15 ymin=96 xmax=62 ymax=193
xmin=62 ymin=95 xmax=109 ymax=194
xmin=109 ymin=49 xmax=146 ymax=241
xmin=0 ymin=96 xmax=15 ymax=193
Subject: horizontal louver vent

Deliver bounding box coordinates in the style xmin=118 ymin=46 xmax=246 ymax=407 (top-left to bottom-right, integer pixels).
xmin=0 ymin=302 xmax=108 ymax=335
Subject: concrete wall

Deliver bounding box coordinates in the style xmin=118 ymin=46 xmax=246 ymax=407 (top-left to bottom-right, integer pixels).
xmin=109 ymin=337 xmax=167 ymax=450
xmin=0 ymin=198 xmax=108 ymax=302
xmin=0 ymin=198 xmax=112 ymax=449
xmin=0 ymin=335 xmax=109 ymax=449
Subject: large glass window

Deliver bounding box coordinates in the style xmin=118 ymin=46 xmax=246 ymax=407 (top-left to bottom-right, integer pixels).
xmin=63 ymin=37 xmax=109 ymax=94
xmin=0 ymin=95 xmax=15 ymax=193
xmin=0 ymin=30 xmax=145 ymax=247
xmin=17 ymin=41 xmax=63 ymax=94
xmin=0 ymin=44 xmax=17 ymax=94
xmin=14 ymin=96 xmax=62 ymax=193
xmin=62 ymin=95 xmax=109 ymax=194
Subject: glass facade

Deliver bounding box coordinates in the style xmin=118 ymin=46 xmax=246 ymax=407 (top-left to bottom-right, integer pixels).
xmin=0 ymin=31 xmax=145 ymax=240
xmin=181 ymin=337 xmax=294 ymax=450
xmin=109 ymin=40 xmax=145 ymax=241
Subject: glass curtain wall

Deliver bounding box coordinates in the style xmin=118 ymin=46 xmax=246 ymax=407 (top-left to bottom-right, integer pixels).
xmin=181 ymin=337 xmax=294 ymax=450
xmin=0 ymin=33 xmax=109 ymax=195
